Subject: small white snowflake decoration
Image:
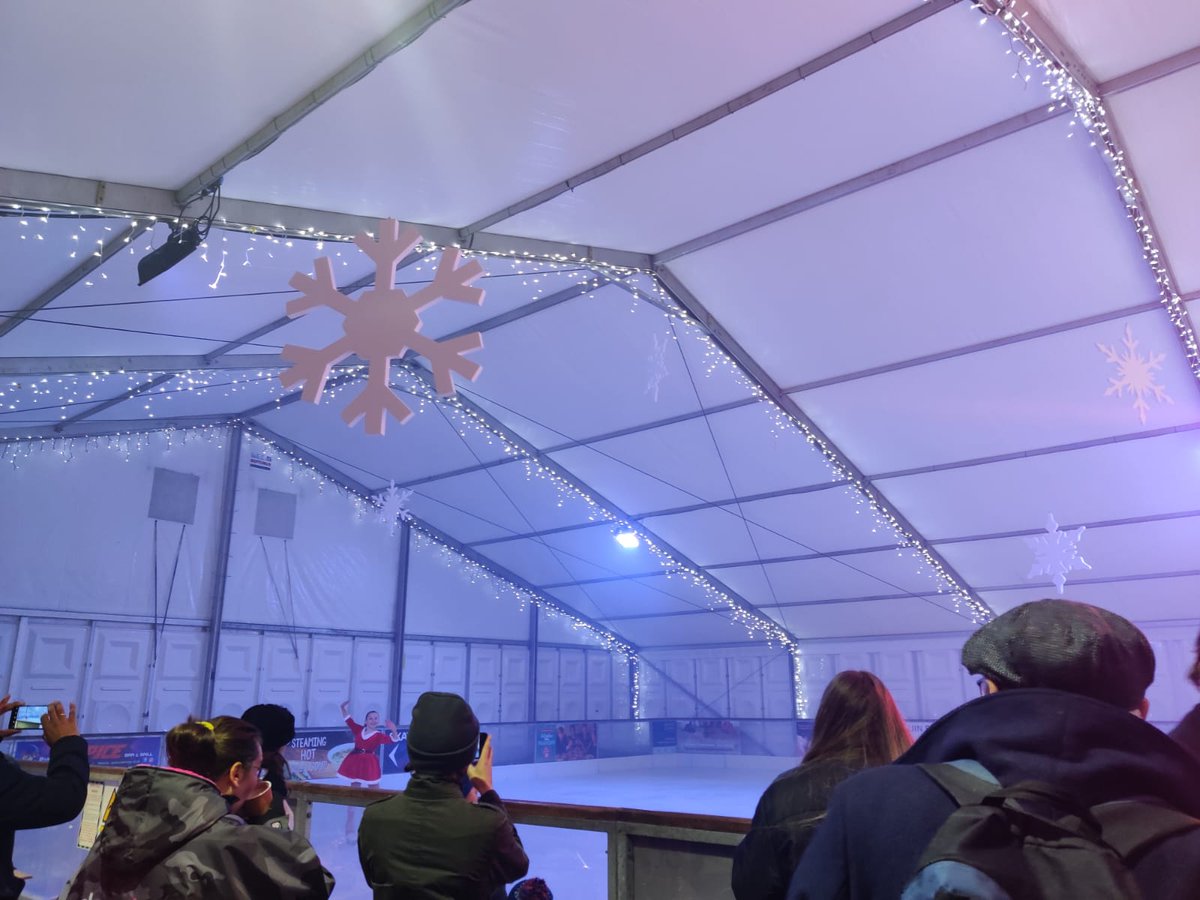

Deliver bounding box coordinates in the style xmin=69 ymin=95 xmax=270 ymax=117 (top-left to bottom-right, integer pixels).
xmin=645 ymin=333 xmax=670 ymax=402
xmin=376 ymin=481 xmax=413 ymax=536
xmin=279 ymin=219 xmax=486 ymax=435
xmin=1025 ymin=513 xmax=1091 ymax=595
xmin=1096 ymin=324 xmax=1173 ymax=425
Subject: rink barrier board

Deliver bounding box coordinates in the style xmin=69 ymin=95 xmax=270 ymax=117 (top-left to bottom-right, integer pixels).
xmin=23 ymin=762 xmax=750 ymax=900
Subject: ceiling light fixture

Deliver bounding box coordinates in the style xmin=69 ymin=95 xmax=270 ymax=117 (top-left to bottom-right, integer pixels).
xmin=614 ymin=531 xmax=640 ymax=550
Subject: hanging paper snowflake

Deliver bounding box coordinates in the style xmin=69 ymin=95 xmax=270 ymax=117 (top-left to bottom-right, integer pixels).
xmin=1025 ymin=513 xmax=1091 ymax=595
xmin=1096 ymin=324 xmax=1173 ymax=425
xmin=279 ymin=218 xmax=486 ymax=435
xmin=376 ymin=481 xmax=413 ymax=536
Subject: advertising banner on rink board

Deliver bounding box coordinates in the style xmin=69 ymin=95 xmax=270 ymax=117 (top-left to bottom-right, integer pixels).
xmin=284 ymin=729 xmax=355 ymax=782
xmin=9 ymin=734 xmax=162 ymax=768
xmin=677 ymin=719 xmax=739 ymax=753
xmin=650 ymin=719 xmax=678 ymax=753
xmin=535 ymin=722 xmax=599 ymax=762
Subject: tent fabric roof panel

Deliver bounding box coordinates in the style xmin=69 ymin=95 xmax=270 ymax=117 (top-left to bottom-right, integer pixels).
xmin=667 ymin=118 xmax=1157 ymax=389
xmin=498 ymin=5 xmax=1054 ymax=253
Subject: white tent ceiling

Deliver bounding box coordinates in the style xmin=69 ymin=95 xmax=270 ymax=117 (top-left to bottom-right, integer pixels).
xmin=1 ymin=0 xmax=1198 ymax=653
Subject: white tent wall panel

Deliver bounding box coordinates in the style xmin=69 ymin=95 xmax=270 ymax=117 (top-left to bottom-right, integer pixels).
xmin=404 ymin=536 xmax=530 ymax=641
xmin=640 ymin=647 xmax=796 ymax=720
xmin=259 ymin=634 xmax=312 ymax=723
xmin=557 ymin=649 xmax=587 ymax=720
xmin=211 ymin=631 xmax=263 ymax=719
xmin=586 ymin=651 xmax=613 ymax=720
xmin=613 ymin=655 xmax=632 ymax=721
xmin=0 ymin=433 xmax=225 ymax=620
xmin=535 ymin=648 xmax=560 ymax=721
xmin=224 ymin=440 xmax=401 ymax=633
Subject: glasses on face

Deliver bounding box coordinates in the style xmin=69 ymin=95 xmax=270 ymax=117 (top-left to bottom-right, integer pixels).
xmin=976 ymin=677 xmax=989 ymax=697
xmin=257 ymin=767 xmax=269 ymax=781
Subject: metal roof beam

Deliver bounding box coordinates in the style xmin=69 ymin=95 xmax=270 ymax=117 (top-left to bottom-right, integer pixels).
xmin=458 ymin=0 xmax=959 ymax=241
xmin=1099 ymin=44 xmax=1200 ymax=96
xmin=0 ymin=167 xmax=651 ymax=271
xmin=655 ymin=103 xmax=1062 ymax=263
xmin=173 ymin=0 xmax=473 ymax=205
xmin=0 ymin=221 xmax=141 ymax=340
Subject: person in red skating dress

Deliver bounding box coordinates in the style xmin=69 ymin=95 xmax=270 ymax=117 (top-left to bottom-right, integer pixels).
xmin=337 ymin=700 xmax=402 ymax=786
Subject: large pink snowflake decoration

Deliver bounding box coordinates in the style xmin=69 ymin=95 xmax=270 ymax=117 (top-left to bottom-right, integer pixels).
xmin=279 ymin=218 xmax=485 ymax=435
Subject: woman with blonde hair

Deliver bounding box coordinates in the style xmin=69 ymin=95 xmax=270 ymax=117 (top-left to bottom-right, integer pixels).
xmin=63 ymin=716 xmax=333 ymax=899
xmin=732 ymin=670 xmax=913 ymax=900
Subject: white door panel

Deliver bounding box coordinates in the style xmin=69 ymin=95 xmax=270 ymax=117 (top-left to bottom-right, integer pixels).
xmin=763 ymin=653 xmax=795 ymax=719
xmin=916 ymin=648 xmax=968 ymax=720
xmin=399 ymin=641 xmax=433 ymax=724
xmin=433 ymin=643 xmax=468 ymax=698
xmin=586 ymin=652 xmax=612 ymax=719
xmin=12 ymin=619 xmax=89 ymax=706
xmin=612 ymin=655 xmax=631 ymax=720
xmin=260 ymin=634 xmax=311 ymax=721
xmin=535 ymin=649 xmax=559 ymax=721
xmin=149 ymin=627 xmax=205 ymax=730
xmin=558 ymin=649 xmax=586 ymax=720
xmin=695 ymin=657 xmax=728 ymax=718
xmin=638 ymin=660 xmax=666 ymax=720
xmin=0 ymin=618 xmax=19 ymax=689
xmin=85 ymin=625 xmax=151 ymax=733
xmin=664 ymin=658 xmax=695 ymax=718
xmin=212 ymin=632 xmax=262 ymax=718
xmin=729 ymin=655 xmax=764 ymax=719
xmin=469 ymin=645 xmax=502 ymax=724
xmin=798 ymin=653 xmax=835 ymax=718
xmin=307 ymin=637 xmax=354 ymax=726
xmin=500 ymin=646 xmax=529 ymax=723
xmin=352 ymin=639 xmax=392 ymax=723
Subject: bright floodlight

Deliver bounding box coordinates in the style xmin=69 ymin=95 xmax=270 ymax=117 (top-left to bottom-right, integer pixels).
xmin=614 ymin=531 xmax=640 ymax=549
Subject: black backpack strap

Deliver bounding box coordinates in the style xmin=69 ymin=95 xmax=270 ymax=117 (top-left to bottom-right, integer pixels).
xmin=1092 ymin=800 xmax=1200 ymax=861
xmin=918 ymin=760 xmax=1000 ymax=808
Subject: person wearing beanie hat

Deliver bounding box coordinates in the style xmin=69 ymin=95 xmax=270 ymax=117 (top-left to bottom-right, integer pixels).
xmin=241 ymin=703 xmax=297 ymax=828
xmin=358 ymin=692 xmax=528 ymax=899
xmin=788 ymin=599 xmax=1200 ymax=900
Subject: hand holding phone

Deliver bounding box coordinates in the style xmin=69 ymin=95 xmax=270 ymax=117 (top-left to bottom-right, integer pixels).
xmin=0 ymin=695 xmax=22 ymax=740
xmin=467 ymin=732 xmax=493 ymax=795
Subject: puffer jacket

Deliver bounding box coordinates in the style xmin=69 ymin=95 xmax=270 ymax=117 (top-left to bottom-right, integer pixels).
xmin=61 ymin=766 xmax=334 ymax=900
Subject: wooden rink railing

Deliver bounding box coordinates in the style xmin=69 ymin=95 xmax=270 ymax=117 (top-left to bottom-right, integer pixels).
xmin=26 ymin=763 xmax=752 ymax=899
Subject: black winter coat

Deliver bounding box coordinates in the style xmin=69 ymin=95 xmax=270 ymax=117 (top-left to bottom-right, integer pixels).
xmin=787 ymin=689 xmax=1200 ymax=900
xmin=358 ymin=773 xmax=529 ymax=900
xmin=63 ymin=766 xmax=334 ymax=899
xmin=0 ymin=735 xmax=88 ymax=900
xmin=1172 ymin=702 xmax=1200 ymax=760
xmin=732 ymin=759 xmax=862 ymax=900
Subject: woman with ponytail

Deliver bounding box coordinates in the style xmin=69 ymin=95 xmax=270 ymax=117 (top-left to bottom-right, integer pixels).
xmin=63 ymin=716 xmax=334 ymax=899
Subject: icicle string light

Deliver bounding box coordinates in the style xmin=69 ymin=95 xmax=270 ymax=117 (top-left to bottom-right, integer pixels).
xmin=975 ymin=0 xmax=1200 ymax=382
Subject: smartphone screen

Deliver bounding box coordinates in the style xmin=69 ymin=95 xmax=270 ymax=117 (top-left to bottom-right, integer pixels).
xmin=9 ymin=705 xmax=50 ymax=730
xmin=475 ymin=731 xmax=488 ymax=763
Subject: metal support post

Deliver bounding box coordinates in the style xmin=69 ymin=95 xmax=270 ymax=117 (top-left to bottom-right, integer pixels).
xmin=199 ymin=423 xmax=244 ymax=715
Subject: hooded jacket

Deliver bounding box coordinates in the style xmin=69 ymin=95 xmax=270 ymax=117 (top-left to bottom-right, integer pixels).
xmin=358 ymin=772 xmax=529 ymax=899
xmin=62 ymin=766 xmax=334 ymax=900
xmin=1172 ymin=703 xmax=1200 ymax=760
xmin=787 ymin=689 xmax=1200 ymax=900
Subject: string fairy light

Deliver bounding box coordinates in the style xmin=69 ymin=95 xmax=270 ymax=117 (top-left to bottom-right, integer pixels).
xmin=974 ymin=0 xmax=1200 ymax=382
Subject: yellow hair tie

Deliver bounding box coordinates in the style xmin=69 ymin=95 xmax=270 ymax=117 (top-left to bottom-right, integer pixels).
xmin=198 ymin=721 xmax=215 ymax=732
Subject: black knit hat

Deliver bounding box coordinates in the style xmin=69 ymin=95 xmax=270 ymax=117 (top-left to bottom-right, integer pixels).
xmin=241 ymin=703 xmax=296 ymax=752
xmin=962 ymin=599 xmax=1154 ymax=710
xmin=406 ymin=692 xmax=479 ymax=772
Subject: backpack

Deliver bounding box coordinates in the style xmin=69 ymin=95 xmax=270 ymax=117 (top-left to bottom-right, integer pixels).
xmin=900 ymin=760 xmax=1200 ymax=900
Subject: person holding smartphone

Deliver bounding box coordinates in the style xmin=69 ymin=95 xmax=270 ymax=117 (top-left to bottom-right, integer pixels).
xmin=0 ymin=695 xmax=88 ymax=900
xmin=357 ymin=692 xmax=529 ymax=899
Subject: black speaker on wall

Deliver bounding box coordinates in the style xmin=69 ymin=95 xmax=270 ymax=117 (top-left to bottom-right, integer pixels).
xmin=147 ymin=467 xmax=200 ymax=524
xmin=255 ymin=489 xmax=298 ymax=540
